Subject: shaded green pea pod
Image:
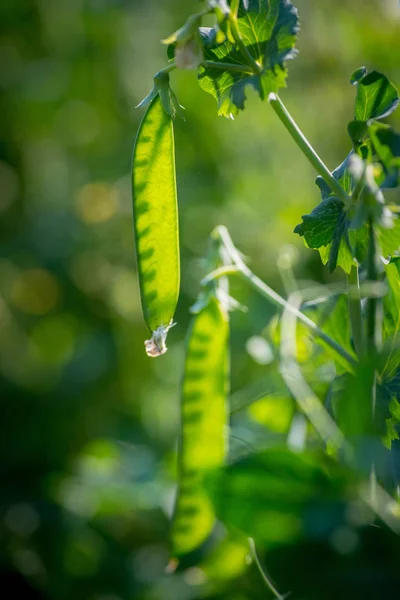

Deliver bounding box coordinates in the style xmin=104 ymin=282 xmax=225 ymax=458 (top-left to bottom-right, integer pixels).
xmin=171 ymin=296 xmax=229 ymax=558
xmin=132 ymin=94 xmax=180 ymax=356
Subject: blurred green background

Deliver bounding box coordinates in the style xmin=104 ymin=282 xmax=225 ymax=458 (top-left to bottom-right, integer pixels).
xmin=1 ymin=1 xmax=400 ymax=599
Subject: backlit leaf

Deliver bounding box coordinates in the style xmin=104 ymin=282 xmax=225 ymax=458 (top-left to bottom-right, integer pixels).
xmin=198 ymin=0 xmax=299 ymax=117
xmin=354 ymin=71 xmax=399 ymax=122
xmin=369 ymin=122 xmax=400 ymax=188
xmin=294 ymin=197 xmax=355 ymax=273
xmin=294 ymin=197 xmax=345 ymax=249
xmin=350 ymin=66 xmax=367 ymax=86
xmin=205 ymin=448 xmax=355 ymax=545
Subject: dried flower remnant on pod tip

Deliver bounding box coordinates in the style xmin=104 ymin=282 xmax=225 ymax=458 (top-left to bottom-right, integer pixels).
xmin=144 ymin=320 xmax=176 ymax=357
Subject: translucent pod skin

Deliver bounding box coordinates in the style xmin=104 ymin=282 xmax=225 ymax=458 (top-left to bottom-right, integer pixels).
xmin=171 ymin=297 xmax=229 ymax=557
xmin=132 ymin=95 xmax=180 ymax=356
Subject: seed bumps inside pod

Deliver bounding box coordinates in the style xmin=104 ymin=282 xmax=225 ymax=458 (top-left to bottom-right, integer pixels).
xmin=132 ymin=94 xmax=180 ymax=356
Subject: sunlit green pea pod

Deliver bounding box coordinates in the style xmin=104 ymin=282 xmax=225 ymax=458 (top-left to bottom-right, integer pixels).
xmin=171 ymin=296 xmax=229 ymax=558
xmin=132 ymin=94 xmax=180 ymax=357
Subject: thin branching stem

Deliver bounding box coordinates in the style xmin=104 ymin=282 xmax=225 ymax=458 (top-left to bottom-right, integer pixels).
xmin=201 ymin=265 xmax=240 ymax=285
xmin=366 ymin=221 xmax=381 ymax=357
xmin=214 ymin=226 xmax=357 ymax=370
xmin=366 ymin=220 xmax=382 ymax=420
xmin=154 ymin=62 xmax=177 ymax=79
xmin=201 ymin=60 xmax=253 ymax=74
xmin=348 ymin=266 xmax=364 ymax=356
xmin=230 ymin=0 xmax=240 ymax=19
xmin=248 ymin=538 xmax=288 ymax=600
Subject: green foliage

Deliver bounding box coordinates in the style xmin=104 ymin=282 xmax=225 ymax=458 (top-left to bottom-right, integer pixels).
xmin=308 ymin=294 xmax=356 ymax=373
xmin=294 ymin=197 xmax=348 ymax=272
xmin=131 ymin=2 xmax=400 ymax=588
xmin=369 ymin=122 xmax=400 ymax=187
xmin=295 ymin=68 xmax=400 ymax=273
xmin=354 ymin=71 xmax=399 ymax=122
xmin=382 ymin=260 xmax=400 ymax=379
xmin=350 ymin=66 xmax=367 ymax=85
xmin=198 ymin=0 xmax=299 ymax=117
xmin=4 ymin=1 xmax=400 ymax=599
xmin=205 ymin=448 xmax=355 ymax=545
xmin=134 ymin=1 xmax=400 ymax=596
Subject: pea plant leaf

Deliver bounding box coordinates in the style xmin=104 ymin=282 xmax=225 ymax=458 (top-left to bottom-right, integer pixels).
xmin=375 ymin=260 xmax=400 ymax=448
xmin=333 ymin=359 xmax=400 ymax=452
xmin=305 ymin=294 xmax=356 ymax=374
xmin=379 ymin=217 xmax=400 ymax=258
xmin=294 ymin=193 xmax=358 ymax=274
xmin=369 ymin=122 xmax=400 ymax=188
xmin=354 ymin=71 xmax=399 ymax=122
xmin=350 ymin=66 xmax=367 ymax=86
xmin=381 ymin=259 xmax=400 ymax=381
xmin=379 ymin=372 xmax=400 ymax=449
xmin=294 ymin=197 xmax=345 ymax=250
xmin=198 ymin=0 xmax=299 ymax=117
xmin=299 ymin=155 xmax=363 ymax=273
xmin=205 ymin=448 xmax=356 ymax=546
xmin=348 ymin=69 xmax=399 ymax=154
xmin=295 ymin=149 xmax=400 ymax=273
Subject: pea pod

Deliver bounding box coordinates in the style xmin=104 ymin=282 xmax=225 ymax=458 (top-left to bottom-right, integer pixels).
xmin=132 ymin=94 xmax=180 ymax=356
xmin=171 ymin=296 xmax=229 ymax=557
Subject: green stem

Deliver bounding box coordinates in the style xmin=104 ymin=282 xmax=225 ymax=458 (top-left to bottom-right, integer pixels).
xmin=347 ymin=266 xmax=364 ymax=356
xmin=248 ymin=538 xmax=287 ymax=600
xmin=228 ymin=13 xmax=262 ymax=74
xmin=268 ymin=94 xmax=352 ymax=207
xmin=216 ymin=226 xmax=357 ymax=370
xmin=201 ymin=60 xmax=253 ymax=74
xmin=154 ymin=62 xmax=177 ymax=79
xmin=201 ymin=265 xmax=240 ymax=284
xmin=366 ymin=221 xmax=382 ymax=419
xmin=366 ymin=221 xmax=380 ymax=356
xmin=230 ymin=0 xmax=240 ymax=18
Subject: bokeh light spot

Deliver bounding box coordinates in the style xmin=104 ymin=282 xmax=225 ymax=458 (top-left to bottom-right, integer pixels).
xmin=64 ymin=530 xmax=104 ymax=577
xmin=69 ymin=250 xmax=112 ymax=296
xmin=11 ymin=269 xmax=59 ymax=314
xmin=13 ymin=549 xmax=44 ymax=578
xmin=109 ymin=269 xmax=140 ymax=319
xmin=75 ymin=182 xmax=118 ymax=224
xmin=330 ymin=526 xmax=358 ymax=555
xmin=0 ymin=161 xmax=19 ymax=214
xmin=54 ymin=100 xmax=101 ymax=146
xmin=30 ymin=313 xmax=76 ymax=365
xmin=249 ymin=395 xmax=294 ymax=433
xmin=246 ymin=336 xmax=274 ymax=365
xmin=4 ymin=503 xmax=40 ymax=536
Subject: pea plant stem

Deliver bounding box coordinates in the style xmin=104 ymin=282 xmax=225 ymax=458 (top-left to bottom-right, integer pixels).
xmin=215 ymin=226 xmax=357 ymax=370
xmin=366 ymin=222 xmax=380 ymax=356
xmin=268 ymin=94 xmax=352 ymax=207
xmin=154 ymin=62 xmax=176 ymax=78
xmin=230 ymin=0 xmax=240 ymax=18
xmin=248 ymin=538 xmax=287 ymax=600
xmin=201 ymin=60 xmax=253 ymax=74
xmin=201 ymin=265 xmax=240 ymax=284
xmin=366 ymin=221 xmax=382 ymax=419
xmin=347 ymin=266 xmax=364 ymax=356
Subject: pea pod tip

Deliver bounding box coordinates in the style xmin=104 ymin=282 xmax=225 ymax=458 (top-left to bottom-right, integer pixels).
xmin=144 ymin=320 xmax=176 ymax=357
